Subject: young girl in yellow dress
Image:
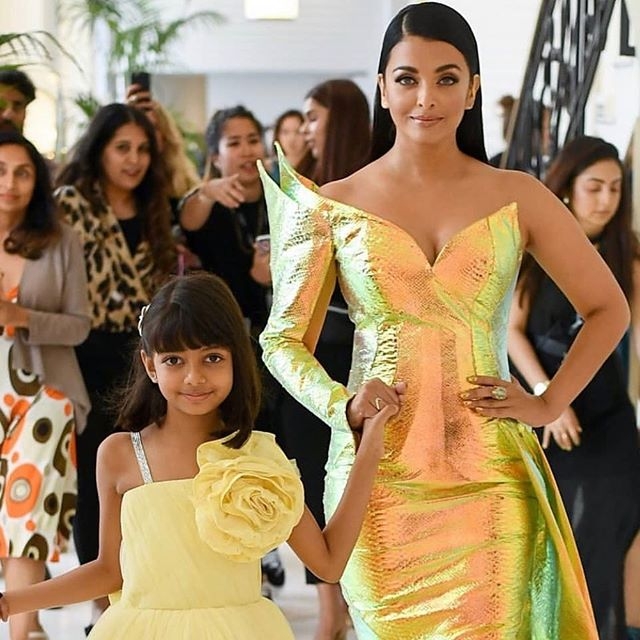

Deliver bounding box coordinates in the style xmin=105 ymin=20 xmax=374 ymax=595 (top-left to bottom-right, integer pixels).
xmin=0 ymin=272 xmax=398 ymax=638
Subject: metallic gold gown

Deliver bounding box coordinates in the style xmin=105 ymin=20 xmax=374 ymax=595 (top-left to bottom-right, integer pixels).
xmin=259 ymin=153 xmax=597 ymax=639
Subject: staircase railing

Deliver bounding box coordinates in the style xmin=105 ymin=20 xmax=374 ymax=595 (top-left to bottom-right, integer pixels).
xmin=503 ymin=0 xmax=618 ymax=176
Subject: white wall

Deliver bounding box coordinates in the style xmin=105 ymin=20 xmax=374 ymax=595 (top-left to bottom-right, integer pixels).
xmin=154 ymin=0 xmax=539 ymax=155
xmin=586 ymin=0 xmax=639 ymax=155
xmin=4 ymin=0 xmax=638 ymax=159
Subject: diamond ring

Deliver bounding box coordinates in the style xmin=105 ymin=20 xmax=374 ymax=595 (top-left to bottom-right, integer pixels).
xmin=490 ymin=386 xmax=507 ymax=401
xmin=374 ymin=397 xmax=382 ymax=411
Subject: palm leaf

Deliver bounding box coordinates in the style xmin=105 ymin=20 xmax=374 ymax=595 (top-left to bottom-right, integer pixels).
xmin=0 ymin=31 xmax=81 ymax=69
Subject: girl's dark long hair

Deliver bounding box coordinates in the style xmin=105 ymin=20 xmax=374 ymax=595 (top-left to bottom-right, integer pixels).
xmin=519 ymin=136 xmax=636 ymax=304
xmin=371 ymin=1 xmax=487 ymax=163
xmin=116 ymin=273 xmax=261 ymax=449
xmin=0 ymin=130 xmax=60 ymax=258
xmin=56 ymin=103 xmax=175 ymax=278
xmin=305 ymin=79 xmax=371 ymax=185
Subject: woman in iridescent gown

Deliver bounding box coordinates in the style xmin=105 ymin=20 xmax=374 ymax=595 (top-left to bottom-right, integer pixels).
xmin=259 ymin=3 xmax=627 ymax=638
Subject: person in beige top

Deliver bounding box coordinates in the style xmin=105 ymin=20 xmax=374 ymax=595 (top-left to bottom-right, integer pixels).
xmin=0 ymin=130 xmax=90 ymax=640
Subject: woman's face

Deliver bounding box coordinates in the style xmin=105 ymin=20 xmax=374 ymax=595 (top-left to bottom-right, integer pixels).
xmin=277 ymin=115 xmax=306 ymax=159
xmin=570 ymin=158 xmax=622 ymax=237
xmin=301 ymin=98 xmax=329 ymax=160
xmin=212 ymin=117 xmax=265 ymax=185
xmin=0 ymin=143 xmax=36 ymax=222
xmin=101 ymin=122 xmax=151 ymax=194
xmin=378 ymin=36 xmax=479 ymax=148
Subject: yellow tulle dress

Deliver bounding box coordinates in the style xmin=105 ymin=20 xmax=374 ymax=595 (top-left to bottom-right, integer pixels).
xmin=88 ymin=431 xmax=303 ymax=639
xmin=258 ymin=152 xmax=598 ymax=639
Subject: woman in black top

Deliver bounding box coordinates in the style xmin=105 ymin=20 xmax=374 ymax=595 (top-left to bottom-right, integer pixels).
xmin=180 ymin=106 xmax=270 ymax=334
xmin=508 ymin=136 xmax=640 ymax=640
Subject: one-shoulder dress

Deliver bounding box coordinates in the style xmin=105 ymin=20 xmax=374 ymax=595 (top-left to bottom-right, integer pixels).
xmin=258 ymin=153 xmax=597 ymax=639
xmin=88 ymin=431 xmax=303 ymax=639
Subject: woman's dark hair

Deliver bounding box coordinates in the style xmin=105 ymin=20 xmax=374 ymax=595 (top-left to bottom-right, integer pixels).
xmin=205 ymin=105 xmax=264 ymax=156
xmin=305 ymin=79 xmax=371 ymax=185
xmin=0 ymin=130 xmax=60 ymax=258
xmin=371 ymin=1 xmax=487 ymax=163
xmin=116 ymin=272 xmax=261 ymax=449
xmin=203 ymin=105 xmax=264 ymax=179
xmin=519 ymin=135 xmax=636 ymax=303
xmin=56 ymin=103 xmax=175 ymax=277
xmin=272 ymin=108 xmax=315 ymax=175
xmin=273 ymin=109 xmax=303 ymax=147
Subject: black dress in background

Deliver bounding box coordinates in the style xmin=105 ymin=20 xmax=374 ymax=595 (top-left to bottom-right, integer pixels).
xmin=525 ymin=276 xmax=640 ymax=640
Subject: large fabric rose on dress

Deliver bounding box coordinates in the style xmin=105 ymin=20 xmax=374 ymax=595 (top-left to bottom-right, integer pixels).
xmin=192 ymin=431 xmax=304 ymax=562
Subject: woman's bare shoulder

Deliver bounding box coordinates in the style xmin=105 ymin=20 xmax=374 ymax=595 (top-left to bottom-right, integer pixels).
xmin=318 ymin=160 xmax=385 ymax=207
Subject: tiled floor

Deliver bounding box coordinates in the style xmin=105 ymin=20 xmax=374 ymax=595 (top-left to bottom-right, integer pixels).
xmin=0 ymin=544 xmax=357 ymax=639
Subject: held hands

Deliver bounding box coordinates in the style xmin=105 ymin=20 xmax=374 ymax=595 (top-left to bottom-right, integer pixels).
xmin=541 ymin=407 xmax=582 ymax=451
xmin=347 ymin=379 xmax=407 ymax=430
xmin=460 ymin=375 xmax=559 ymax=428
xmin=199 ymin=175 xmax=246 ymax=209
xmin=359 ymin=403 xmax=399 ymax=459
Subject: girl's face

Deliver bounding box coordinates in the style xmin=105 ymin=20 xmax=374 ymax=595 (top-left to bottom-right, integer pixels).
xmin=569 ymin=158 xmax=622 ymax=237
xmin=277 ymin=115 xmax=306 ymax=159
xmin=301 ymin=98 xmax=329 ymax=160
xmin=378 ymin=36 xmax=479 ymax=149
xmin=100 ymin=122 xmax=151 ymax=195
xmin=143 ymin=345 xmax=234 ymax=420
xmin=0 ymin=144 xmax=36 ymax=222
xmin=212 ymin=117 xmax=265 ymax=185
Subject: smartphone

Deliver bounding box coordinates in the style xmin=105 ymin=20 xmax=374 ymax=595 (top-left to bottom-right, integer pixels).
xmin=255 ymin=234 xmax=271 ymax=254
xmin=130 ymin=71 xmax=151 ymax=92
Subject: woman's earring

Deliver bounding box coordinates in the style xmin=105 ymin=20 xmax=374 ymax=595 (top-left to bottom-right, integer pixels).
xmin=562 ymin=195 xmax=570 ymax=205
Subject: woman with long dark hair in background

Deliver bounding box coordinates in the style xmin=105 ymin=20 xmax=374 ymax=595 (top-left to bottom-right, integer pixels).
xmin=0 ymin=130 xmax=89 ymax=640
xmin=509 ymin=136 xmax=640 ymax=640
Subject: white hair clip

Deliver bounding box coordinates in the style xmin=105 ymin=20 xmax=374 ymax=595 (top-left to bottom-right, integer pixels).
xmin=137 ymin=304 xmax=150 ymax=337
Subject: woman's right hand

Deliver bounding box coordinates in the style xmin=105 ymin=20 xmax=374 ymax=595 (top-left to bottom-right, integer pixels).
xmin=200 ymin=175 xmax=246 ymax=209
xmin=346 ymin=378 xmax=406 ymax=430
xmin=541 ymin=406 xmax=582 ymax=451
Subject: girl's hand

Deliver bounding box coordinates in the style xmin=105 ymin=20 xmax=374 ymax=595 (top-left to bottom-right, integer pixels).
xmin=346 ymin=379 xmax=406 ymax=430
xmin=359 ymin=403 xmax=399 ymax=459
xmin=460 ymin=375 xmax=558 ymax=428
xmin=0 ymin=593 xmax=9 ymax=621
xmin=200 ymin=175 xmax=246 ymax=209
xmin=541 ymin=407 xmax=582 ymax=451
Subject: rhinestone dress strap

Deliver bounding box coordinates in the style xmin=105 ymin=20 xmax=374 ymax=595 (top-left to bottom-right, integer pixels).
xmin=130 ymin=431 xmax=153 ymax=484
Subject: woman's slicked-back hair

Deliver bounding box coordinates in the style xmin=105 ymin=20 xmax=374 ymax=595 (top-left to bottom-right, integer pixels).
xmin=519 ymin=135 xmax=637 ymax=303
xmin=304 ymin=79 xmax=371 ymax=185
xmin=0 ymin=130 xmax=60 ymax=258
xmin=116 ymin=272 xmax=261 ymax=449
xmin=371 ymin=1 xmax=487 ymax=163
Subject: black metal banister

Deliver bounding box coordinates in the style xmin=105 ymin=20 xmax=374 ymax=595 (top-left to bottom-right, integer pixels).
xmin=504 ymin=0 xmax=618 ymax=176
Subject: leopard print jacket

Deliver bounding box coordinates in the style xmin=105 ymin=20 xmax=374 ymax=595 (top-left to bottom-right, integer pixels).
xmin=55 ymin=184 xmax=154 ymax=333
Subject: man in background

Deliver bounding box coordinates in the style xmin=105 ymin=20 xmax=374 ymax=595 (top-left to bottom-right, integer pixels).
xmin=0 ymin=69 xmax=36 ymax=132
